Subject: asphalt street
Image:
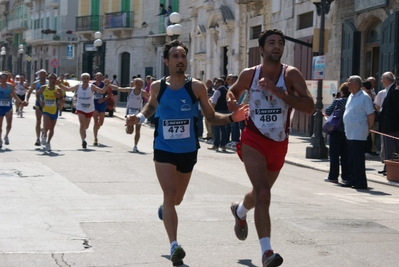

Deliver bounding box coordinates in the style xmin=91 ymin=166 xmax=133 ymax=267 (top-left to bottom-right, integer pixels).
xmin=0 ymin=100 xmax=399 ymax=267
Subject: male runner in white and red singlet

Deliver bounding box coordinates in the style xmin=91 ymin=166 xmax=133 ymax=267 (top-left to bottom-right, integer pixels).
xmin=227 ymin=29 xmax=315 ymax=267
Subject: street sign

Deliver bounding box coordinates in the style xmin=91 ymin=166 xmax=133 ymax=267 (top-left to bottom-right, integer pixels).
xmin=50 ymin=58 xmax=59 ymax=68
xmin=312 ymin=55 xmax=326 ymax=80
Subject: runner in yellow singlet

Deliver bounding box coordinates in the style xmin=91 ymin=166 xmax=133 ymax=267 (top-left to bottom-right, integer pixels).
xmin=36 ymin=73 xmax=63 ymax=152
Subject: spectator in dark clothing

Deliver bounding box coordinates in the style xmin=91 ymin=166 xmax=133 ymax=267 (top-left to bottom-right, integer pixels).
xmin=324 ymin=82 xmax=351 ymax=183
xmin=208 ymin=78 xmax=229 ymax=152
xmin=379 ymin=72 xmax=399 ymax=174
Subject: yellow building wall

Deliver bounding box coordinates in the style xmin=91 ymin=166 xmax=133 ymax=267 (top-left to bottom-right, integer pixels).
xmin=80 ymin=1 xmax=90 ymax=15
xmin=133 ymin=0 xmax=141 ymax=27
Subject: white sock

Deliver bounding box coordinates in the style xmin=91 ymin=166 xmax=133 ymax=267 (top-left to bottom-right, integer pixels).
xmin=260 ymin=237 xmax=271 ymax=256
xmin=170 ymin=241 xmax=178 ymax=254
xmin=236 ymin=201 xmax=249 ymax=219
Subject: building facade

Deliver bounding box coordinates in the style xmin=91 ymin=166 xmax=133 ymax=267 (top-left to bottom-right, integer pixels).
xmin=0 ymin=0 xmax=79 ymax=82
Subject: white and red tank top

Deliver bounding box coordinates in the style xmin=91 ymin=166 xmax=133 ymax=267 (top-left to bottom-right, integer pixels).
xmin=76 ymin=84 xmax=95 ymax=113
xmin=247 ymin=64 xmax=292 ymax=142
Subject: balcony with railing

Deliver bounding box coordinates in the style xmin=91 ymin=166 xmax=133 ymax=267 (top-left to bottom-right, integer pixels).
xmin=76 ymin=15 xmax=102 ymax=33
xmin=8 ymin=18 xmax=28 ymax=31
xmin=25 ymin=29 xmax=45 ymax=44
xmin=44 ymin=0 xmax=58 ymax=8
xmin=104 ymin=11 xmax=134 ymax=29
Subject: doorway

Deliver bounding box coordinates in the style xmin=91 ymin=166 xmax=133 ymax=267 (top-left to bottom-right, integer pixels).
xmin=364 ymin=21 xmax=381 ymax=87
xmin=120 ymin=52 xmax=130 ymax=102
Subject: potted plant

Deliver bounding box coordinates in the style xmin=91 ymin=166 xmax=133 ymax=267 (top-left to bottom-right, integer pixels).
xmin=384 ymin=153 xmax=399 ymax=182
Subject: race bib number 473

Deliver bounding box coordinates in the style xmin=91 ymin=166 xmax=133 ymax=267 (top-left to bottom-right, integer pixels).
xmin=163 ymin=119 xmax=190 ymax=140
xmin=0 ymin=100 xmax=10 ymax=106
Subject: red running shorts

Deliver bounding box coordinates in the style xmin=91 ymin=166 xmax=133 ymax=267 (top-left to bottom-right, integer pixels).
xmin=237 ymin=128 xmax=288 ymax=172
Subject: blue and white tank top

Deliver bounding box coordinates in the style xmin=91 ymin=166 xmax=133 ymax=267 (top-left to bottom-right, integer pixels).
xmin=93 ymin=81 xmax=105 ymax=99
xmin=154 ymin=77 xmax=199 ymax=153
xmin=0 ymin=83 xmax=12 ymax=109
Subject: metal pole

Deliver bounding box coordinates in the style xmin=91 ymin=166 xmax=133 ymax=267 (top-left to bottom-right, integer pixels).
xmin=2 ymin=55 xmax=4 ymax=71
xmin=19 ymin=54 xmax=22 ymax=74
xmin=306 ymin=0 xmax=329 ymax=159
xmin=96 ymin=47 xmax=100 ymax=73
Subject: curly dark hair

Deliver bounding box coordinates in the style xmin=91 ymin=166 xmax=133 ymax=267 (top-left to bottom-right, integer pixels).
xmin=258 ymin=29 xmax=285 ymax=48
xmin=163 ymin=40 xmax=189 ymax=59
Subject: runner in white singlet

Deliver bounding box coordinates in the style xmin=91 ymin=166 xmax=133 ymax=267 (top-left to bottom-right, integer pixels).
xmin=13 ymin=74 xmax=29 ymax=117
xmin=105 ymin=77 xmax=149 ymax=152
xmin=226 ymin=29 xmax=314 ymax=267
xmin=57 ymin=73 xmax=108 ymax=149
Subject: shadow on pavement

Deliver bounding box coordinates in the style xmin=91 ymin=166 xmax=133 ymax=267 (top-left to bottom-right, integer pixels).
xmin=160 ymin=255 xmax=189 ymax=266
xmin=237 ymin=259 xmax=258 ymax=267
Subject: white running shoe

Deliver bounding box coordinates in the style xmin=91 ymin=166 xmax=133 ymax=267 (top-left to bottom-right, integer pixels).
xmin=41 ymin=136 xmax=47 ymax=145
xmin=4 ymin=136 xmax=9 ymax=145
xmin=133 ymin=145 xmax=139 ymax=153
xmin=46 ymin=143 xmax=51 ymax=152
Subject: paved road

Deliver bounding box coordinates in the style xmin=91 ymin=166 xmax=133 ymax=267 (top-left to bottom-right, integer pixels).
xmin=1 ymin=103 xmax=399 ymax=267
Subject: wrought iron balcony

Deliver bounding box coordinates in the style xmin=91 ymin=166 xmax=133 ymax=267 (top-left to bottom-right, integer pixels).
xmin=76 ymin=15 xmax=102 ymax=32
xmin=104 ymin=11 xmax=134 ymax=29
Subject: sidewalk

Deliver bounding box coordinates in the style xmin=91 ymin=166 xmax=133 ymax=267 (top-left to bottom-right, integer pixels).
xmin=113 ymin=102 xmax=399 ymax=187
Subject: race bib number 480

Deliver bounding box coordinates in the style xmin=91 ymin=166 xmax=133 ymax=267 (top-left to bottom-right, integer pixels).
xmin=163 ymin=119 xmax=190 ymax=140
xmin=254 ymin=108 xmax=284 ymax=128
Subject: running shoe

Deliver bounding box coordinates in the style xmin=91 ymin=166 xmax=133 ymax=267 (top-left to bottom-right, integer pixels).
xmin=46 ymin=143 xmax=51 ymax=152
xmin=230 ymin=202 xmax=248 ymax=241
xmin=82 ymin=140 xmax=87 ymax=149
xmin=41 ymin=136 xmax=47 ymax=145
xmin=4 ymin=136 xmax=9 ymax=145
xmin=133 ymin=145 xmax=139 ymax=153
xmin=93 ymin=138 xmax=98 ymax=146
xmin=262 ymin=250 xmax=283 ymax=267
xmin=34 ymin=139 xmax=40 ymax=146
xmin=170 ymin=244 xmax=186 ymax=266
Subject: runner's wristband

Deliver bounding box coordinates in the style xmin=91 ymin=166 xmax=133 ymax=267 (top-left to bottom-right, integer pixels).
xmin=136 ymin=113 xmax=146 ymax=124
xmin=229 ymin=114 xmax=234 ymax=123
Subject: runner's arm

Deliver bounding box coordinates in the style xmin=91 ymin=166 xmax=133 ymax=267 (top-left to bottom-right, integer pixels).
xmin=26 ymin=82 xmax=36 ymax=102
xmin=11 ymin=89 xmax=22 ymax=105
xmin=195 ymin=79 xmax=247 ymax=126
xmin=227 ymin=68 xmax=254 ymax=112
xmin=59 ymin=83 xmax=79 ymax=92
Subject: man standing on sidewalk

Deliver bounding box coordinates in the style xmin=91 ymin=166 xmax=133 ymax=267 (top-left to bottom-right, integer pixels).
xmin=378 ymin=72 xmax=399 ymax=174
xmin=227 ymin=29 xmax=314 ymax=267
xmin=125 ymin=40 xmax=247 ymax=266
xmin=342 ymin=75 xmax=375 ymax=189
xmin=208 ymin=78 xmax=229 ymax=152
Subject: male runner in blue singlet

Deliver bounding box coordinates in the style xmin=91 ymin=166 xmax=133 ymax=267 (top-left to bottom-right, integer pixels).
xmin=125 ymin=40 xmax=247 ymax=266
